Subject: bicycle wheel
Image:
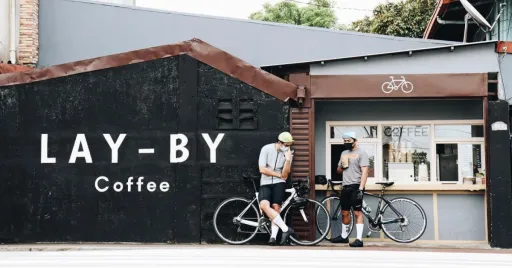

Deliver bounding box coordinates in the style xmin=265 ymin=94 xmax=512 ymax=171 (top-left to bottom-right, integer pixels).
xmin=213 ymin=197 xmax=260 ymax=245
xmin=283 ymin=199 xmax=330 ymax=246
xmin=381 ymin=197 xmax=427 ymax=243
xmin=316 ymin=196 xmax=355 ymax=240
xmin=401 ymin=81 xmax=414 ymax=93
xmin=381 ymin=82 xmax=394 ymax=94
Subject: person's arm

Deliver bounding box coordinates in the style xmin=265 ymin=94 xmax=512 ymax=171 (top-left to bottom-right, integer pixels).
xmin=281 ymin=150 xmax=293 ymax=179
xmin=359 ymin=151 xmax=370 ymax=190
xmin=258 ymin=147 xmax=281 ymax=177
xmin=336 ymin=153 xmax=343 ymax=174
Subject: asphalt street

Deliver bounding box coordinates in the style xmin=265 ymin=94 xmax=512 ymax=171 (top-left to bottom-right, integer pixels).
xmin=0 ymin=245 xmax=511 ymax=268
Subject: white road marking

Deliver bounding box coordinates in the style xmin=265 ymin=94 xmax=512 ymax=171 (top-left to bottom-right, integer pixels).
xmin=0 ymin=246 xmax=511 ymax=268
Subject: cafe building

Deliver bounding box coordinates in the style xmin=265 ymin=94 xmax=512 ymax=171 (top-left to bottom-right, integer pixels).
xmin=263 ymin=40 xmax=511 ymax=246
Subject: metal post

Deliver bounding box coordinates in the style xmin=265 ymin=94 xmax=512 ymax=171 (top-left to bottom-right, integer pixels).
xmin=463 ymin=13 xmax=470 ymax=43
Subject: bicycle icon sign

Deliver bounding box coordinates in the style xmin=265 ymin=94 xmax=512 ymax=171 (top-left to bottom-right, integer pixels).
xmin=381 ymin=76 xmax=414 ymax=94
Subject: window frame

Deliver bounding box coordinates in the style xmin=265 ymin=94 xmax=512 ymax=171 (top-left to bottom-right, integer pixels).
xmin=326 ymin=120 xmax=485 ymax=185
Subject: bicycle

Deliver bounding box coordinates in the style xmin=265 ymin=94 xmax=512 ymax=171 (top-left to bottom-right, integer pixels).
xmin=381 ymin=76 xmax=414 ymax=94
xmin=213 ymin=175 xmax=330 ymax=246
xmin=316 ymin=180 xmax=427 ymax=243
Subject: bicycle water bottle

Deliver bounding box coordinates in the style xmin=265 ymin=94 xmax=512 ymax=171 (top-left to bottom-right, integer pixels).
xmin=362 ymin=200 xmax=371 ymax=213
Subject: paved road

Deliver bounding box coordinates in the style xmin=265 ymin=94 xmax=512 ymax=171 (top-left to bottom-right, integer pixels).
xmin=0 ymin=245 xmax=511 ymax=267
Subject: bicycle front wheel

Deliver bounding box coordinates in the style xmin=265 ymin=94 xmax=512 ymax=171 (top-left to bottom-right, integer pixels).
xmin=213 ymin=197 xmax=260 ymax=245
xmin=317 ymin=196 xmax=354 ymax=241
xmin=381 ymin=197 xmax=427 ymax=243
xmin=283 ymin=199 xmax=330 ymax=246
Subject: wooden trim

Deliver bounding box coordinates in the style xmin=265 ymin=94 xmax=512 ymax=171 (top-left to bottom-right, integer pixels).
xmin=309 ymin=101 xmax=316 ymax=241
xmin=433 ymin=193 xmax=440 ymax=240
xmin=315 ymin=184 xmax=486 ymax=191
xmin=484 ymin=190 xmax=489 ymax=243
xmin=483 ymin=96 xmax=491 ymax=243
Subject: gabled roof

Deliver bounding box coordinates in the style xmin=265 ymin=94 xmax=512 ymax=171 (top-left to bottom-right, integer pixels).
xmin=38 ymin=0 xmax=459 ymax=68
xmin=0 ymin=38 xmax=297 ymax=102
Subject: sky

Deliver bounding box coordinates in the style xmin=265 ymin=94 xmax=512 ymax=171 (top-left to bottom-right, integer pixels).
xmin=135 ymin=0 xmax=399 ymax=25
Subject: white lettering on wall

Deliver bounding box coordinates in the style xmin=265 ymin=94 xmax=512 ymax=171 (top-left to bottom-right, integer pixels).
xmin=202 ymin=133 xmax=225 ymax=163
xmin=170 ymin=134 xmax=189 ymax=163
xmin=103 ymin=134 xmax=126 ymax=163
xmin=69 ymin=134 xmax=93 ymax=163
xmin=40 ymin=134 xmax=56 ymax=163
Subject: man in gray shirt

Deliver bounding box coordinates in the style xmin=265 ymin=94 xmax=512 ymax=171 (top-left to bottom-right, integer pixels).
xmin=331 ymin=131 xmax=369 ymax=247
xmin=258 ymin=131 xmax=296 ymax=246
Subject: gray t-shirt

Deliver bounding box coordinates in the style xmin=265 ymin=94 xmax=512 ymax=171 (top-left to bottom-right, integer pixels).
xmin=338 ymin=147 xmax=369 ymax=186
xmin=258 ymin=143 xmax=291 ymax=185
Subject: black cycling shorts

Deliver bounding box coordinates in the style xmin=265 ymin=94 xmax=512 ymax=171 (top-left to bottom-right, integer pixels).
xmin=340 ymin=184 xmax=363 ymax=211
xmin=258 ymin=183 xmax=287 ymax=206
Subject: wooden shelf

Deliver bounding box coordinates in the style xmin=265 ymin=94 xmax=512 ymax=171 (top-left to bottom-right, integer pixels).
xmin=315 ymin=183 xmax=486 ymax=192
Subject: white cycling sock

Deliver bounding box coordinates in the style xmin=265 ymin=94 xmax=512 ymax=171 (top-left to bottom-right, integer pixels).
xmin=271 ymin=223 xmax=279 ymax=239
xmin=341 ymin=224 xmax=349 ymax=239
xmin=356 ymin=224 xmax=364 ymax=240
xmin=272 ymin=215 xmax=289 ymax=232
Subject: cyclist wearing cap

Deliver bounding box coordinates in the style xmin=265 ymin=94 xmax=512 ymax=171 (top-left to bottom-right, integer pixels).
xmin=331 ymin=131 xmax=369 ymax=247
xmin=258 ymin=131 xmax=296 ymax=246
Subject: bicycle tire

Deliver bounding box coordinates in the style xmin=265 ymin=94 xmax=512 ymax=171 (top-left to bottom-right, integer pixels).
xmin=213 ymin=197 xmax=260 ymax=245
xmin=316 ymin=196 xmax=355 ymax=241
xmin=283 ymin=198 xmax=330 ymax=246
xmin=381 ymin=197 xmax=427 ymax=243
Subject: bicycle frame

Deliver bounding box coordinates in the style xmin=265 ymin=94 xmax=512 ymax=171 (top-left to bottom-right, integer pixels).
xmin=390 ymin=77 xmax=406 ymax=89
xmin=326 ymin=181 xmax=404 ymax=227
xmin=234 ymin=177 xmax=308 ymax=231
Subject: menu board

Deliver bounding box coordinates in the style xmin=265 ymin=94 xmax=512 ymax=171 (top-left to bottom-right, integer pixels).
xmin=459 ymin=144 xmax=474 ymax=177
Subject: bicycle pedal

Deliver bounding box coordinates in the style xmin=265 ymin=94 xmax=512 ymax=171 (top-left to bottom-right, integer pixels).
xmin=366 ymin=231 xmax=372 ymax=238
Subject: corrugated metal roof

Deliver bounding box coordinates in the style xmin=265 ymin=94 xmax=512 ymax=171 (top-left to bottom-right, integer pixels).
xmin=262 ymin=40 xmax=498 ymax=68
xmin=38 ymin=0 xmax=460 ymax=67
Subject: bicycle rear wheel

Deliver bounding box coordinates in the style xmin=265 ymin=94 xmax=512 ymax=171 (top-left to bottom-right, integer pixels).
xmin=381 ymin=197 xmax=427 ymax=243
xmin=317 ymin=196 xmax=354 ymax=241
xmin=213 ymin=197 xmax=260 ymax=245
xmin=283 ymin=199 xmax=330 ymax=246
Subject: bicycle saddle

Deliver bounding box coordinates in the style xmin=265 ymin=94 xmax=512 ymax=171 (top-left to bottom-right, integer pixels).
xmin=330 ymin=180 xmax=343 ymax=186
xmin=376 ymin=181 xmax=394 ymax=187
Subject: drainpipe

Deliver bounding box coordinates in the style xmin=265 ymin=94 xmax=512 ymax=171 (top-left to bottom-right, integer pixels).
xmin=9 ymin=0 xmax=16 ymax=64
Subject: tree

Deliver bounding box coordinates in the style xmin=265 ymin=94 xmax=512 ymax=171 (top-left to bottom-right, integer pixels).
xmin=249 ymin=0 xmax=337 ymax=29
xmin=348 ymin=0 xmax=438 ymax=38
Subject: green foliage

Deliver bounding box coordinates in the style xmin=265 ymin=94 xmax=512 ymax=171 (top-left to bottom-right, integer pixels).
xmin=249 ymin=0 xmax=337 ymax=29
xmin=348 ymin=0 xmax=438 ymax=38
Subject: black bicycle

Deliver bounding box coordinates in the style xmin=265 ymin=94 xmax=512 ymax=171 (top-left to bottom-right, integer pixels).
xmin=213 ymin=175 xmax=331 ymax=246
xmin=315 ymin=180 xmax=427 ymax=243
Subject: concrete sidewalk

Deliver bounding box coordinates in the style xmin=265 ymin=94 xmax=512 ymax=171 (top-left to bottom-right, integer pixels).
xmin=0 ymin=242 xmax=511 ymax=254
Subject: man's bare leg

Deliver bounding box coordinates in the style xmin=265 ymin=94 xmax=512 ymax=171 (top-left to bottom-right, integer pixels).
xmin=260 ymin=200 xmax=288 ymax=232
xmin=341 ymin=210 xmax=351 ymax=239
xmin=270 ymin=204 xmax=281 ymax=239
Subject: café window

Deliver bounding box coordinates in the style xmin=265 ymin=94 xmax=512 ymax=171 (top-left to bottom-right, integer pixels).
xmin=326 ymin=120 xmax=485 ymax=184
xmin=382 ymin=125 xmax=431 ymax=183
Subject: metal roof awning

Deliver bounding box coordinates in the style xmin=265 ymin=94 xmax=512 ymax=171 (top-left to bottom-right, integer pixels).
xmin=0 ymin=38 xmax=297 ymax=102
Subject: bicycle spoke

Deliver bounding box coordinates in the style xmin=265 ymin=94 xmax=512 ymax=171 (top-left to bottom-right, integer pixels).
xmin=213 ymin=198 xmax=260 ymax=245
xmin=381 ymin=198 xmax=427 ymax=243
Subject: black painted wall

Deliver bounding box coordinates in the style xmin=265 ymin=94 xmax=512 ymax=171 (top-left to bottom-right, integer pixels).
xmin=0 ymin=54 xmax=289 ymax=243
xmin=487 ymin=100 xmax=512 ymax=248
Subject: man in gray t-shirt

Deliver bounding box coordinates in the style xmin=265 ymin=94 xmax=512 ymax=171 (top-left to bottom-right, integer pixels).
xmin=257 ymin=132 xmax=296 ymax=246
xmin=331 ymin=131 xmax=369 ymax=248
